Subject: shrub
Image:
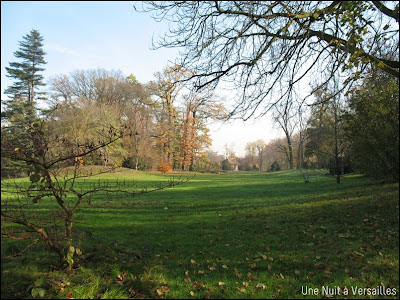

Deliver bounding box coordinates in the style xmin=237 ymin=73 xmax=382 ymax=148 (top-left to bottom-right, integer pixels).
xmin=270 ymin=161 xmax=281 ymax=172
xmin=158 ymin=161 xmax=172 ymax=174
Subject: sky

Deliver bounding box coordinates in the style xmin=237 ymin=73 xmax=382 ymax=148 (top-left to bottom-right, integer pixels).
xmin=1 ymin=1 xmax=283 ymax=157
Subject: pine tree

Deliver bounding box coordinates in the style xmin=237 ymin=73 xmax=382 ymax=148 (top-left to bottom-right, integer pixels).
xmin=1 ymin=29 xmax=47 ymax=177
xmin=2 ymin=29 xmax=46 ymax=122
xmin=4 ymin=29 xmax=47 ymax=102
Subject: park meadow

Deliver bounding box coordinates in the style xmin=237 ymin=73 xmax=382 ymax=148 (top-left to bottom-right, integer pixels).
xmin=1 ymin=168 xmax=398 ymax=299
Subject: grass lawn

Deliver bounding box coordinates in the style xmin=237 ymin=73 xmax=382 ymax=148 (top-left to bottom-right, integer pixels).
xmin=1 ymin=169 xmax=399 ymax=299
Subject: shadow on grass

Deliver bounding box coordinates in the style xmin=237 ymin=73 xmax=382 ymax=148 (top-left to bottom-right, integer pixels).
xmin=1 ymin=172 xmax=399 ymax=299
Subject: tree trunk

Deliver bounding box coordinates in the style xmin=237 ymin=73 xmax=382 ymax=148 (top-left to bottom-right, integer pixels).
xmin=285 ymin=133 xmax=294 ymax=169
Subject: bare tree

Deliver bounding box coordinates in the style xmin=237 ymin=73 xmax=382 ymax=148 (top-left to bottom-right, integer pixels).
xmin=139 ymin=1 xmax=399 ymax=119
xmin=273 ymin=95 xmax=300 ymax=169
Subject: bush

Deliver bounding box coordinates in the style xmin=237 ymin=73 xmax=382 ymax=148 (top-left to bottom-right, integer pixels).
xmin=158 ymin=161 xmax=172 ymax=174
xmin=221 ymin=159 xmax=231 ymax=171
xmin=270 ymin=161 xmax=281 ymax=172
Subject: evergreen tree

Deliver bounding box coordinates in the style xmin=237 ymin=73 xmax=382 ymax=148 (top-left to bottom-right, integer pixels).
xmin=1 ymin=29 xmax=47 ymax=177
xmin=4 ymin=29 xmax=47 ymax=103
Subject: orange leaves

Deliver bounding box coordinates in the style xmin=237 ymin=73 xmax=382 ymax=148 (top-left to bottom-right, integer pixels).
xmin=158 ymin=161 xmax=172 ymax=174
xmin=155 ymin=286 xmax=169 ymax=297
xmin=117 ymin=272 xmax=128 ymax=281
xmin=193 ymin=281 xmax=206 ymax=289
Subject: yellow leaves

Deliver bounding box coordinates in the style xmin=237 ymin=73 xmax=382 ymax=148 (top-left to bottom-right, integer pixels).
xmin=14 ymin=147 xmax=20 ymax=151
xmin=190 ymin=259 xmax=196 ymax=264
xmin=208 ymin=262 xmax=217 ymax=271
xmin=218 ymin=281 xmax=226 ymax=286
xmin=256 ymin=283 xmax=267 ymax=290
xmin=189 ymin=291 xmax=195 ymax=296
xmin=221 ymin=264 xmax=228 ymax=269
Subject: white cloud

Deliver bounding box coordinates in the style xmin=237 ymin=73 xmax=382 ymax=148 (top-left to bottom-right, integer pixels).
xmin=44 ymin=43 xmax=104 ymax=60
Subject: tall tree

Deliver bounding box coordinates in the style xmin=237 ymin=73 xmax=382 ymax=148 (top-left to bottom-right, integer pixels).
xmin=148 ymin=65 xmax=189 ymax=167
xmin=344 ymin=71 xmax=399 ymax=180
xmin=179 ymin=93 xmax=214 ymax=171
xmin=1 ymin=29 xmax=47 ymax=177
xmin=305 ymin=88 xmax=348 ymax=183
xmin=273 ymin=98 xmax=298 ymax=169
xmin=139 ymin=1 xmax=399 ymax=119
xmin=4 ymin=29 xmax=47 ymax=104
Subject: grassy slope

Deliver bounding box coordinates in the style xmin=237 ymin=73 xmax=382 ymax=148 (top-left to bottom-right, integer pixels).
xmin=1 ymin=169 xmax=399 ymax=299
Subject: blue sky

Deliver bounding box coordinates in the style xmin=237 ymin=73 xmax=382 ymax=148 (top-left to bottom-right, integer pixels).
xmin=1 ymin=1 xmax=282 ymax=156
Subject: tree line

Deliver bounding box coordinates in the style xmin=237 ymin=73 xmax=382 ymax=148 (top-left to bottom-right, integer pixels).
xmin=240 ymin=68 xmax=399 ymax=183
xmin=1 ymin=31 xmax=228 ymax=179
xmin=139 ymin=1 xmax=399 ymax=182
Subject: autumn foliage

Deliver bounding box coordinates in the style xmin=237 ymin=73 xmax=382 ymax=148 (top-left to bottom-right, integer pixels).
xmin=158 ymin=160 xmax=172 ymax=174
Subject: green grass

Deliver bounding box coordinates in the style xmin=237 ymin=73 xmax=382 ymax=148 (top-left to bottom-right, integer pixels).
xmin=1 ymin=169 xmax=399 ymax=299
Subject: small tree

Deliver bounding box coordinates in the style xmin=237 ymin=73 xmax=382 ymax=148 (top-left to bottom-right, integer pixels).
xmin=1 ymin=110 xmax=189 ymax=273
xmin=221 ymin=159 xmax=231 ymax=171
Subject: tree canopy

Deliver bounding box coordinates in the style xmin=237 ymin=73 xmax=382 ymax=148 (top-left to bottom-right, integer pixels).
xmin=140 ymin=1 xmax=399 ymax=119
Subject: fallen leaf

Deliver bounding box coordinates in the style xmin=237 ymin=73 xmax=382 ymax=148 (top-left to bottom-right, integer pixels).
xmin=190 ymin=291 xmax=195 ymax=296
xmin=191 ymin=259 xmax=196 ymax=264
xmin=129 ymin=288 xmax=136 ymax=296
xmin=161 ymin=286 xmax=169 ymax=292
xmin=256 ymin=283 xmax=267 ymax=290
xmin=218 ymin=282 xmax=226 ymax=286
